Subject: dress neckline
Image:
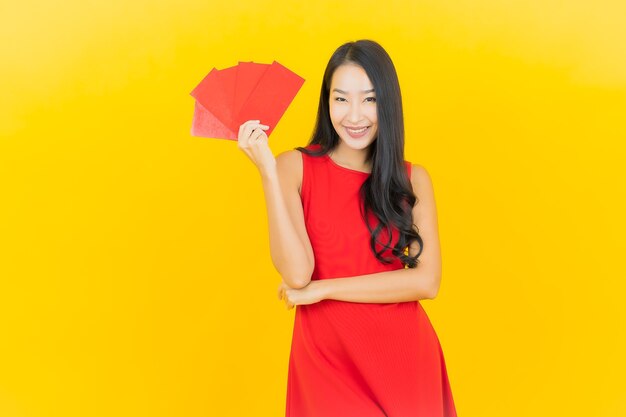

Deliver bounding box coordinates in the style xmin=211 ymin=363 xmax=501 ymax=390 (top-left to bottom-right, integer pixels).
xmin=324 ymin=154 xmax=371 ymax=175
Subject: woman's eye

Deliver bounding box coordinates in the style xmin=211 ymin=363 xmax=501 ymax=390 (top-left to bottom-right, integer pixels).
xmin=333 ymin=97 xmax=375 ymax=102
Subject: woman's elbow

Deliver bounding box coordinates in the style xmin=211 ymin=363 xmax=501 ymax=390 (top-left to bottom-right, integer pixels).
xmin=428 ymin=286 xmax=439 ymax=300
xmin=284 ymin=274 xmax=311 ymax=289
xmin=284 ymin=264 xmax=314 ymax=289
xmin=416 ymin=269 xmax=440 ymax=300
xmin=428 ymin=275 xmax=442 ymax=299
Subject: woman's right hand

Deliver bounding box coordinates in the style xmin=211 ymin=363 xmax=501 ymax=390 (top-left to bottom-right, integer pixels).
xmin=237 ymin=120 xmax=275 ymax=176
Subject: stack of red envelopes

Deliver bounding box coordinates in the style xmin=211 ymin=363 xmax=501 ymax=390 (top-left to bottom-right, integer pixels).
xmin=190 ymin=60 xmax=305 ymax=140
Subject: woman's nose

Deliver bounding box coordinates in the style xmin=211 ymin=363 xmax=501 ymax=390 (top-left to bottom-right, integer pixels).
xmin=348 ymin=102 xmax=362 ymax=123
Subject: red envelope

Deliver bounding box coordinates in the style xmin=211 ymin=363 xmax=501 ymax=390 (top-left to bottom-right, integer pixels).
xmin=234 ymin=61 xmax=270 ymax=112
xmin=190 ymin=61 xmax=305 ymax=140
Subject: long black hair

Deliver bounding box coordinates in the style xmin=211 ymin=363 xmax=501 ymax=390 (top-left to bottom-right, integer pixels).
xmin=296 ymin=39 xmax=424 ymax=267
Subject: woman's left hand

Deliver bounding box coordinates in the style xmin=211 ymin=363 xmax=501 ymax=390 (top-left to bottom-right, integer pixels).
xmin=277 ymin=279 xmax=326 ymax=310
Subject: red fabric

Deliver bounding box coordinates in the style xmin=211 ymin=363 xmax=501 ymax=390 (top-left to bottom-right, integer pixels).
xmin=286 ymin=144 xmax=457 ymax=417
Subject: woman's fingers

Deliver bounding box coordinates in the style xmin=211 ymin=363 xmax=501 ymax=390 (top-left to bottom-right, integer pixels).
xmin=238 ymin=120 xmax=258 ymax=147
xmin=239 ymin=122 xmax=275 ymax=176
xmin=249 ymin=126 xmax=269 ymax=143
xmin=277 ymin=281 xmax=296 ymax=310
xmin=238 ymin=121 xmax=255 ymax=147
xmin=240 ymin=120 xmax=268 ymax=139
xmin=283 ymin=289 xmax=295 ymax=310
xmin=238 ymin=120 xmax=270 ymax=162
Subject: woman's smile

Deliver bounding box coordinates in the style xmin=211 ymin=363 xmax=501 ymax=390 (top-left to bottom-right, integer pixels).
xmin=344 ymin=125 xmax=371 ymax=138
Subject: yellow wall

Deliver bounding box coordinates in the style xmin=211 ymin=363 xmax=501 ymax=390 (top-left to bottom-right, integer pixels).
xmin=1 ymin=1 xmax=625 ymax=416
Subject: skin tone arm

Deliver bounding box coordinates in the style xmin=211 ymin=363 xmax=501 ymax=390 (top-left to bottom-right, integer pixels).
xmin=278 ymin=163 xmax=442 ymax=308
xmin=237 ymin=120 xmax=314 ymax=289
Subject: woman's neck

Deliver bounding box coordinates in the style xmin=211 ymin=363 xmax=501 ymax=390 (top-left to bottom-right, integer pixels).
xmin=328 ymin=143 xmax=372 ymax=173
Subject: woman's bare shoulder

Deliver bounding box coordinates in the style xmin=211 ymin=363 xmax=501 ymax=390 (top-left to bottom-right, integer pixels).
xmin=410 ymin=163 xmax=430 ymax=183
xmin=276 ymin=149 xmax=304 ymax=192
xmin=410 ymin=163 xmax=436 ymax=201
xmin=276 ymin=148 xmax=303 ymax=163
xmin=276 ymin=149 xmax=304 ymax=174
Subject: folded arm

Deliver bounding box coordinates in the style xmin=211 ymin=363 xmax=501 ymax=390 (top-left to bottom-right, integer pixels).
xmin=314 ymin=163 xmax=442 ymax=303
xmin=279 ymin=165 xmax=441 ymax=306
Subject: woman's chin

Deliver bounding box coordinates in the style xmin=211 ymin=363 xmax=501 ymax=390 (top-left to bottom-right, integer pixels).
xmin=340 ymin=136 xmax=376 ymax=150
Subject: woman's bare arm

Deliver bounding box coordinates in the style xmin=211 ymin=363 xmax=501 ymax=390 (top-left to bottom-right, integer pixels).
xmin=237 ymin=120 xmax=314 ymax=289
xmin=261 ymin=150 xmax=315 ymax=289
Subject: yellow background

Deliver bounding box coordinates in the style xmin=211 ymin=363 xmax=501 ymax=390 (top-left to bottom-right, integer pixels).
xmin=1 ymin=0 xmax=625 ymax=416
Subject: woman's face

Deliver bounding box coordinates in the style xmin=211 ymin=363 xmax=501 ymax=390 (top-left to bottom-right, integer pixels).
xmin=328 ymin=64 xmax=378 ymax=151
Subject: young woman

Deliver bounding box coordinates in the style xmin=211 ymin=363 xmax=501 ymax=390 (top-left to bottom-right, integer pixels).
xmin=237 ymin=39 xmax=457 ymax=417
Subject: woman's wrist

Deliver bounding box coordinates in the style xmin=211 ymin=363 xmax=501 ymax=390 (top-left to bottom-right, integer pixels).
xmin=311 ymin=279 xmax=330 ymax=301
xmin=259 ymin=161 xmax=278 ymax=181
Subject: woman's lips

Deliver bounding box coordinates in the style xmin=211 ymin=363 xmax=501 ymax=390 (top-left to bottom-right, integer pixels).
xmin=345 ymin=126 xmax=370 ymax=138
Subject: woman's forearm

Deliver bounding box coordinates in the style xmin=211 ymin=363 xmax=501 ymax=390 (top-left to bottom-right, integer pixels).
xmin=318 ymin=266 xmax=439 ymax=303
xmin=260 ymin=167 xmax=313 ymax=289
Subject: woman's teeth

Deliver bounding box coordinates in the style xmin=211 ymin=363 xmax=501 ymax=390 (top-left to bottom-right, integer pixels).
xmin=345 ymin=126 xmax=370 ymax=138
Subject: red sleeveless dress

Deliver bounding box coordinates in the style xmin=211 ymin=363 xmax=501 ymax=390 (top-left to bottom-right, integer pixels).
xmin=285 ymin=143 xmax=457 ymax=417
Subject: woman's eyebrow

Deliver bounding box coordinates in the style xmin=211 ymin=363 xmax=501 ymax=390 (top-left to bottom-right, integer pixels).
xmin=332 ymin=88 xmax=375 ymax=94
